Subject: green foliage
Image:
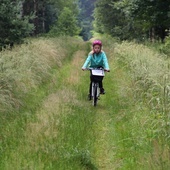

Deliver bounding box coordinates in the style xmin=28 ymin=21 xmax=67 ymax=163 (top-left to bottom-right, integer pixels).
xmin=78 ymin=0 xmax=96 ymax=40
xmin=94 ymin=0 xmax=170 ymax=41
xmin=49 ymin=7 xmax=81 ymax=36
xmin=0 ymin=0 xmax=34 ymax=48
xmin=160 ymin=36 xmax=170 ymax=56
xmin=93 ymin=0 xmax=134 ymax=40
xmin=0 ymin=0 xmax=81 ymax=47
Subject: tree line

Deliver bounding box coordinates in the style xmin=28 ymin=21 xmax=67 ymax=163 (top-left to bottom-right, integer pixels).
xmin=79 ymin=0 xmax=96 ymax=40
xmin=1 ymin=0 xmax=170 ymax=48
xmin=94 ymin=0 xmax=170 ymax=42
xmin=0 ymin=0 xmax=81 ymax=48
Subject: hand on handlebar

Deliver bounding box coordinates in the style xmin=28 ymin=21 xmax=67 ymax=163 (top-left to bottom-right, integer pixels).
xmin=82 ymin=68 xmax=110 ymax=72
xmin=104 ymin=69 xmax=110 ymax=72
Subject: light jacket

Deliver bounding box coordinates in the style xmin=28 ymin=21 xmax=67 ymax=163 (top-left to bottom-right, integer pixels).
xmin=82 ymin=51 xmax=110 ymax=70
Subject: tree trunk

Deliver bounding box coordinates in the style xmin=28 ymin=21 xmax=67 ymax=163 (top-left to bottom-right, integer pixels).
xmin=19 ymin=1 xmax=24 ymax=17
xmin=42 ymin=3 xmax=45 ymax=33
xmin=33 ymin=0 xmax=38 ymax=35
xmin=150 ymin=27 xmax=155 ymax=43
xmin=159 ymin=27 xmax=165 ymax=43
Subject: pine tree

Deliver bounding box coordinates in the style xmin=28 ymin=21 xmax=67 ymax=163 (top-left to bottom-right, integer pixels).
xmin=0 ymin=0 xmax=34 ymax=48
xmin=49 ymin=7 xmax=81 ymax=36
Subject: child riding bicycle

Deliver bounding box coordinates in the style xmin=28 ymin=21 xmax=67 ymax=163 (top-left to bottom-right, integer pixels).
xmin=82 ymin=40 xmax=110 ymax=100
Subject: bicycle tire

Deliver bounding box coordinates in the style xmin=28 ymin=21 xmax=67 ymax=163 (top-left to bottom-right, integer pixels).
xmin=93 ymin=83 xmax=98 ymax=106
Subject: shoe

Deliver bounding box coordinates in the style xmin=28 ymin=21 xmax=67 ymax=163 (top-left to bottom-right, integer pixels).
xmin=88 ymin=94 xmax=92 ymax=100
xmin=100 ymin=88 xmax=105 ymax=94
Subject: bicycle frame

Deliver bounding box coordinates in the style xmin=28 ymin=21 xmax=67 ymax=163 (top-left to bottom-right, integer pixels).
xmin=90 ymin=68 xmax=105 ymax=106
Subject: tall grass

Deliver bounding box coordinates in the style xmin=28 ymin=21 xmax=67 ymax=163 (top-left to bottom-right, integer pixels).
xmin=1 ymin=35 xmax=170 ymax=169
xmin=0 ymin=37 xmax=79 ymax=113
xmin=115 ymin=42 xmax=170 ymax=113
xmin=112 ymin=41 xmax=170 ymax=169
xmin=0 ymin=38 xmax=99 ymax=170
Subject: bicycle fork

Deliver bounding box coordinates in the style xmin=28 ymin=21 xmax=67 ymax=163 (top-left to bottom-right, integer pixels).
xmin=91 ymin=82 xmax=100 ymax=106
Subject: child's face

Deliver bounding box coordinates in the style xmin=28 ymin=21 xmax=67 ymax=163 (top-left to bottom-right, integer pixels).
xmin=93 ymin=45 xmax=101 ymax=53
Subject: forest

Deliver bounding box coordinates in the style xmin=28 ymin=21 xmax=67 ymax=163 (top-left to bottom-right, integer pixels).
xmin=94 ymin=0 xmax=170 ymax=42
xmin=1 ymin=0 xmax=170 ymax=47
xmin=0 ymin=0 xmax=170 ymax=169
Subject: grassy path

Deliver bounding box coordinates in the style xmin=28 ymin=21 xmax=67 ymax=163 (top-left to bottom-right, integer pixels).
xmin=90 ymin=58 xmax=127 ymax=170
xmin=2 ymin=38 xmax=168 ymax=169
xmin=72 ymin=39 xmax=123 ymax=169
xmin=0 ymin=38 xmax=121 ymax=169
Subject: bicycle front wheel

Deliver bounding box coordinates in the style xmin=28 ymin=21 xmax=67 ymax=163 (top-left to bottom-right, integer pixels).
xmin=93 ymin=83 xmax=98 ymax=106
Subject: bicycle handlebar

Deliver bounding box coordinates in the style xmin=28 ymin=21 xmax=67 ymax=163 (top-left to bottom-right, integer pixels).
xmin=82 ymin=67 xmax=110 ymax=72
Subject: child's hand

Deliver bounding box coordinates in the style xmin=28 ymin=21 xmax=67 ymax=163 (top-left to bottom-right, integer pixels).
xmin=105 ymin=69 xmax=110 ymax=72
xmin=82 ymin=68 xmax=86 ymax=71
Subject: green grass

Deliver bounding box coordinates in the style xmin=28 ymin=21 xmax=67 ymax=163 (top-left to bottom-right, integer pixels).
xmin=0 ymin=36 xmax=170 ymax=169
xmin=110 ymin=40 xmax=170 ymax=170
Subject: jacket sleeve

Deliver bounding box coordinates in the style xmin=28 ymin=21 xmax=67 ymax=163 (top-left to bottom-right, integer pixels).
xmin=82 ymin=55 xmax=92 ymax=69
xmin=102 ymin=52 xmax=110 ymax=70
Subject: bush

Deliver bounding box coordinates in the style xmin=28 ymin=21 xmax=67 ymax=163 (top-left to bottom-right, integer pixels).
xmin=48 ymin=7 xmax=81 ymax=37
xmin=161 ymin=36 xmax=170 ymax=56
xmin=0 ymin=0 xmax=34 ymax=49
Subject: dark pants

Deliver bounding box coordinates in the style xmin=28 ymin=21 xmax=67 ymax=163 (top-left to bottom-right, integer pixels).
xmin=89 ymin=74 xmax=103 ymax=94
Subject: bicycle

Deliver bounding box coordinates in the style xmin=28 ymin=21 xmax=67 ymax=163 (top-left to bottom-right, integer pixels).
xmin=88 ymin=68 xmax=105 ymax=106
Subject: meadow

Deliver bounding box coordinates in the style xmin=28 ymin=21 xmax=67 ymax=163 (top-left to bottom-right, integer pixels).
xmin=0 ymin=36 xmax=169 ymax=169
